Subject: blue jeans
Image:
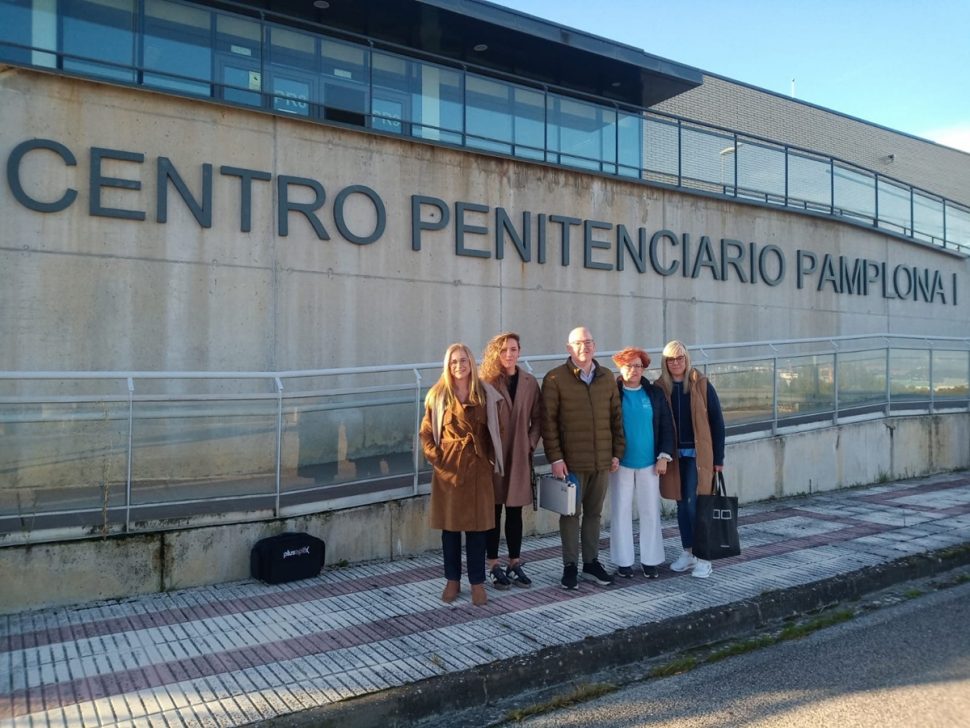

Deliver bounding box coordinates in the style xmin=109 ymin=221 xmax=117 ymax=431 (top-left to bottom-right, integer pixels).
xmin=441 ymin=530 xmax=487 ymax=584
xmin=676 ymin=456 xmax=699 ymax=549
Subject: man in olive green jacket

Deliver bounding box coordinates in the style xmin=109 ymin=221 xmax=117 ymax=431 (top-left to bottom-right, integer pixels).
xmin=541 ymin=326 xmax=625 ymax=589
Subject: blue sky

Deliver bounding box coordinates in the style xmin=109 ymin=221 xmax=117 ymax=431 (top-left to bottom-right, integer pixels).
xmin=490 ymin=0 xmax=970 ymax=153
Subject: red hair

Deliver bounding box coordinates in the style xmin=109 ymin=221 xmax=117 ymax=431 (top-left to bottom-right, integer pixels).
xmin=612 ymin=347 xmax=651 ymax=369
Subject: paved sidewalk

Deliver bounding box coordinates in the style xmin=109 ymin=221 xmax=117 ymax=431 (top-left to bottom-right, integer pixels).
xmin=3 ymin=471 xmax=970 ymax=728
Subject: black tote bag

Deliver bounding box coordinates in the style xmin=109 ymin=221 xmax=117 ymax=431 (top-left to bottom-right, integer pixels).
xmin=692 ymin=472 xmax=741 ymax=561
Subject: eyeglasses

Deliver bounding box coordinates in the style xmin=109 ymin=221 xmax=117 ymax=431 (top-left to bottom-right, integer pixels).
xmin=668 ymin=355 xmax=686 ymax=363
xmin=621 ymin=363 xmax=644 ymax=370
xmin=569 ymin=339 xmax=595 ymax=348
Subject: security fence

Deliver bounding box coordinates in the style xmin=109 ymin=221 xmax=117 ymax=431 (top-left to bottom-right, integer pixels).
xmin=1 ymin=334 xmax=968 ymax=545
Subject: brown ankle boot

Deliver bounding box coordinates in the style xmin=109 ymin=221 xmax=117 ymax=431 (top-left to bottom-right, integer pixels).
xmin=471 ymin=583 xmax=487 ymax=606
xmin=441 ymin=580 xmax=460 ymax=603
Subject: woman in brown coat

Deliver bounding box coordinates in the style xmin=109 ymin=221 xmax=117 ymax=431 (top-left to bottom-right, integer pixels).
xmin=479 ymin=332 xmax=543 ymax=589
xmin=420 ymin=343 xmax=504 ymax=606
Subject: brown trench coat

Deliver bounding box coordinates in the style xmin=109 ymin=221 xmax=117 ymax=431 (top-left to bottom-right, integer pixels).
xmin=657 ymin=370 xmax=716 ymax=501
xmin=419 ymin=399 xmax=497 ymax=532
xmin=487 ymin=367 xmax=543 ymax=508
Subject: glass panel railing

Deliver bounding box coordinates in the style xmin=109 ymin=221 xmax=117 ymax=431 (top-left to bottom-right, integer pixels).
xmin=913 ymin=192 xmax=945 ymax=246
xmin=735 ymin=138 xmax=786 ymax=203
xmin=787 ymin=151 xmax=832 ymax=212
xmin=932 ymin=350 xmax=970 ymax=405
xmin=129 ymin=397 xmax=279 ymax=516
xmin=708 ymin=360 xmax=773 ymax=428
xmin=837 ymin=350 xmax=887 ymax=414
xmin=890 ymin=349 xmax=930 ymax=405
xmin=833 ymin=163 xmax=875 ymax=224
xmin=680 ymin=124 xmax=734 ymax=192
xmin=877 ymin=177 xmax=911 ymax=236
xmin=777 ymin=354 xmax=835 ymax=421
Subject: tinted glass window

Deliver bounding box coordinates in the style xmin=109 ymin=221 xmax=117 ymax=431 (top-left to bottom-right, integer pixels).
xmin=143 ymin=0 xmax=211 ymax=96
xmin=62 ymin=0 xmax=135 ymax=82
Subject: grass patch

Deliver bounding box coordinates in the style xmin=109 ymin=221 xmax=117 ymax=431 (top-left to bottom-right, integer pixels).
xmin=648 ymin=655 xmax=698 ymax=678
xmin=777 ymin=609 xmax=854 ymax=641
xmin=504 ymin=682 xmax=616 ymax=722
xmin=707 ymin=634 xmax=774 ymax=662
xmin=902 ymin=588 xmax=924 ymax=599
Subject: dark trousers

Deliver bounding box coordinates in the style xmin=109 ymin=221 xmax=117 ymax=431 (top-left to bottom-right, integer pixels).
xmin=485 ymin=504 xmax=524 ymax=560
xmin=441 ymin=530 xmax=487 ymax=584
xmin=676 ymin=456 xmax=699 ymax=549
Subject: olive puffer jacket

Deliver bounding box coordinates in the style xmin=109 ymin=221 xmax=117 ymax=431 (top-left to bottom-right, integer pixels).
xmin=541 ymin=358 xmax=625 ymax=472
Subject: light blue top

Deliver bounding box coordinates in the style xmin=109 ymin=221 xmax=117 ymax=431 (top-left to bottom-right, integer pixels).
xmin=620 ymin=386 xmax=655 ymax=469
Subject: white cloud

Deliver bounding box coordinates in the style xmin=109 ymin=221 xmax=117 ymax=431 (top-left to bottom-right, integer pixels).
xmin=921 ymin=126 xmax=970 ymax=154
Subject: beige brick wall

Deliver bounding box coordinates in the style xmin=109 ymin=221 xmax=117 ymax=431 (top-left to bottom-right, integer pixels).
xmin=654 ymin=74 xmax=970 ymax=207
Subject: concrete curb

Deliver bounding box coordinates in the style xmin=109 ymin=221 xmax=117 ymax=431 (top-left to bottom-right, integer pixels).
xmin=254 ymin=543 xmax=970 ymax=728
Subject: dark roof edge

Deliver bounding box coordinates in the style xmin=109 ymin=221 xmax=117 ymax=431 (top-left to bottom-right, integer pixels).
xmin=417 ymin=0 xmax=703 ymax=86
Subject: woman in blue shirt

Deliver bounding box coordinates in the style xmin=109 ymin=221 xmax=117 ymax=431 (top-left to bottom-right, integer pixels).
xmin=609 ymin=347 xmax=675 ymax=578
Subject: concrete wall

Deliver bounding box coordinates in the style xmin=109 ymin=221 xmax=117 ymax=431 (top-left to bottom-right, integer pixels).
xmin=2 ymin=412 xmax=967 ymax=614
xmin=2 ymin=68 xmax=967 ymax=380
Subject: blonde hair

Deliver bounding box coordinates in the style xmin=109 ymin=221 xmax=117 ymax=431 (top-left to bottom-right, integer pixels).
xmin=658 ymin=340 xmax=693 ymax=390
xmin=479 ymin=331 xmax=521 ymax=383
xmin=425 ymin=343 xmax=485 ymax=410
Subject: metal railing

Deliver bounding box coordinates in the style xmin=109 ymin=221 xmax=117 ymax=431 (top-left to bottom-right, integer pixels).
xmin=1 ymin=335 xmax=968 ymax=545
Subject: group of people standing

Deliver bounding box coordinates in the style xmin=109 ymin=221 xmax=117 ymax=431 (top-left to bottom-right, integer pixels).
xmin=418 ymin=327 xmax=725 ymax=606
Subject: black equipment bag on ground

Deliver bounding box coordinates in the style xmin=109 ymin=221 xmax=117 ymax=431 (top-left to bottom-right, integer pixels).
xmin=692 ymin=472 xmax=741 ymax=561
xmin=250 ymin=532 xmax=325 ymax=584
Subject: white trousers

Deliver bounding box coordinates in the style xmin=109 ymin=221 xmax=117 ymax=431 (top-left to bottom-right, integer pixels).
xmin=609 ymin=464 xmax=665 ymax=568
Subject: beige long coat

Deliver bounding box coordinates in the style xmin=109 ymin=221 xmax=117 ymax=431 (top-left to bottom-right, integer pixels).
xmin=488 ymin=367 xmax=543 ymax=508
xmin=420 ymin=399 xmax=497 ymax=532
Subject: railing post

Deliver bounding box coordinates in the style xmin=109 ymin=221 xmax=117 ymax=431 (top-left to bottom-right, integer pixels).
xmin=885 ymin=347 xmax=891 ymax=417
xmin=413 ymin=368 xmax=423 ymax=495
xmin=832 ymin=351 xmax=840 ymax=425
xmin=928 ymin=348 xmax=935 ymax=414
xmin=771 ymin=355 xmax=779 ymax=436
xmin=125 ymin=377 xmax=134 ymax=533
xmin=275 ymin=377 xmax=284 ymax=517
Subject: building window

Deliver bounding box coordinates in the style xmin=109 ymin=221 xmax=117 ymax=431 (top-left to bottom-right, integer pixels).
xmin=214 ymin=13 xmax=262 ymax=107
xmin=143 ymin=0 xmax=211 ymax=96
xmin=320 ymin=37 xmax=368 ymax=126
xmin=61 ymin=0 xmax=136 ymax=83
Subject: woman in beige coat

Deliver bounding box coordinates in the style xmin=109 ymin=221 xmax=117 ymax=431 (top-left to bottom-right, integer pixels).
xmin=479 ymin=332 xmax=543 ymax=589
xmin=420 ymin=343 xmax=504 ymax=606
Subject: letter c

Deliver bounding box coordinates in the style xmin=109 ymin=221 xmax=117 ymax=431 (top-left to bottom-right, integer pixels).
xmin=7 ymin=139 xmax=78 ymax=213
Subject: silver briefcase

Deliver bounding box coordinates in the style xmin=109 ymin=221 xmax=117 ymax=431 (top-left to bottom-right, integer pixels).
xmin=537 ymin=474 xmax=579 ymax=516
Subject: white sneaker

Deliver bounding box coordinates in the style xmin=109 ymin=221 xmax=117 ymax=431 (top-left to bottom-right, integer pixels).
xmin=691 ymin=558 xmax=713 ymax=579
xmin=670 ymin=550 xmax=697 ymax=572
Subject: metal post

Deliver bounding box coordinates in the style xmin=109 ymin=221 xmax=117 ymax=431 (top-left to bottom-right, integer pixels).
xmin=885 ymin=347 xmax=891 ymax=417
xmin=771 ymin=355 xmax=779 ymax=436
xmin=274 ymin=377 xmax=284 ymax=517
xmin=928 ymin=348 xmax=935 ymax=414
xmin=125 ymin=377 xmax=134 ymax=533
xmin=832 ymin=351 xmax=840 ymax=424
xmin=413 ymin=368 xmax=423 ymax=495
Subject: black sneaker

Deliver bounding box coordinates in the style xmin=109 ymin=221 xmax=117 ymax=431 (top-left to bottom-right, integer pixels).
xmin=641 ymin=564 xmax=660 ymax=579
xmin=561 ymin=562 xmax=579 ymax=590
xmin=616 ymin=566 xmax=634 ymax=579
xmin=581 ymin=560 xmax=614 ymax=586
xmin=506 ymin=563 xmax=532 ymax=588
xmin=489 ymin=564 xmax=512 ymax=590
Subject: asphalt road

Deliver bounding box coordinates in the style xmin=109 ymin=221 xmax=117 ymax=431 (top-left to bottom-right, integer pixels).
xmin=515 ymin=579 xmax=970 ymax=728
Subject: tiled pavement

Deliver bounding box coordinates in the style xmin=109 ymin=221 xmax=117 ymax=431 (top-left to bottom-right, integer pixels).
xmin=3 ymin=471 xmax=970 ymax=728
